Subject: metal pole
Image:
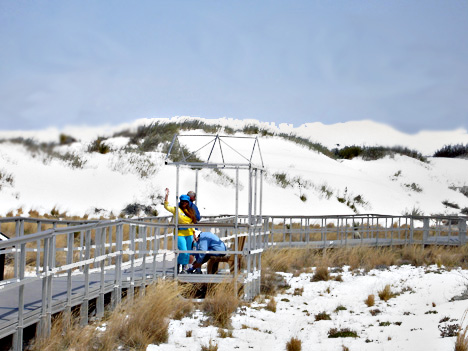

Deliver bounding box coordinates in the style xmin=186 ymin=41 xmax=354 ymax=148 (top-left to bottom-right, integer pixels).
xmin=13 ymin=242 xmax=26 ymax=351
xmin=175 ymin=165 xmax=180 ymax=277
xmin=80 ymin=229 xmax=91 ymax=326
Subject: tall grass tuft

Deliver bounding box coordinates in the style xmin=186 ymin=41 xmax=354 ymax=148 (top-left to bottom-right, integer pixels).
xmin=31 ymin=280 xmax=187 ymax=351
xmin=202 ymin=282 xmax=240 ymax=328
xmin=31 ymin=312 xmax=94 ymax=351
xmin=455 ymin=311 xmax=468 ymax=351
xmin=266 ymin=297 xmax=277 ymax=312
xmin=365 ymin=294 xmax=375 ymax=307
xmin=201 ymin=339 xmax=219 ymax=351
xmin=286 ymin=336 xmax=302 ymax=351
xmin=311 ymin=266 xmax=330 ymax=282
xmin=378 ymin=285 xmax=396 ymax=302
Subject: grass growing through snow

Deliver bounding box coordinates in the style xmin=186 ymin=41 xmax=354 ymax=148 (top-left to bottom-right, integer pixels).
xmin=311 ymin=266 xmax=330 ymax=282
xmin=455 ymin=312 xmax=468 ymax=351
xmin=266 ymin=297 xmax=277 ymax=312
xmin=365 ymin=294 xmax=375 ymax=307
xmin=378 ymin=285 xmax=396 ymax=302
xmin=286 ymin=337 xmax=302 ymax=351
xmin=261 ymin=245 xmax=468 ymax=274
xmin=202 ymin=282 xmax=240 ymax=328
xmin=31 ymin=280 xmax=192 ymax=351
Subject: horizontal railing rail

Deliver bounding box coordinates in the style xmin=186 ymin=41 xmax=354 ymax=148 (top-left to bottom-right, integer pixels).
xmin=0 ymin=213 xmax=466 ymax=350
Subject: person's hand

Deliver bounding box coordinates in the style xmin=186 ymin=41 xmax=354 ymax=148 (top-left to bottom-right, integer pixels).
xmin=165 ymin=188 xmax=169 ymax=196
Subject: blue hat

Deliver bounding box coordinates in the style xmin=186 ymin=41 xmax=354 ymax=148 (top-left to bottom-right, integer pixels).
xmin=179 ymin=195 xmax=190 ymax=202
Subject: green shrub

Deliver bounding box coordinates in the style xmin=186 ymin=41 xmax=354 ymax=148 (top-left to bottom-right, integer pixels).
xmin=442 ymin=200 xmax=460 ymax=209
xmin=335 ymin=305 xmax=347 ymax=312
xmin=405 ymin=183 xmax=423 ymax=192
xmin=433 ymin=144 xmax=468 ymax=158
xmin=273 ymin=172 xmax=291 ymax=188
xmin=243 ymin=125 xmax=259 ymax=134
xmin=315 ymin=312 xmax=331 ymax=321
xmin=59 ymin=134 xmax=77 ymax=145
xmin=328 ymin=328 xmax=358 ymax=338
xmin=333 ymin=145 xmax=426 ymax=162
xmin=334 ymin=145 xmax=363 ymax=160
xmin=88 ymin=137 xmax=110 ymax=154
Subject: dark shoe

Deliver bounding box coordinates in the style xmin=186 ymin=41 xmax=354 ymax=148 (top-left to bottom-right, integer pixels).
xmin=179 ymin=269 xmax=188 ymax=274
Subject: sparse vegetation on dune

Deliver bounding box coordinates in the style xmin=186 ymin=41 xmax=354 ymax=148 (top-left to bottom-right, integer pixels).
xmin=434 ymin=144 xmax=468 ymax=159
xmin=261 ymin=245 xmax=468 ymax=273
xmin=20 ymin=243 xmax=468 ymax=350
xmin=31 ymin=280 xmax=192 ymax=351
xmin=333 ymin=144 xmax=427 ymax=162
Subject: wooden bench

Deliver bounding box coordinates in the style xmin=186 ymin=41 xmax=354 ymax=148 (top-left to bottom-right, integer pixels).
xmin=207 ymin=235 xmax=247 ymax=274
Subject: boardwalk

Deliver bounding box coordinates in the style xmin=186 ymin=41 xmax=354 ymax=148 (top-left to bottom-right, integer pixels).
xmin=0 ymin=213 xmax=467 ymax=350
xmin=0 ymin=254 xmax=175 ymax=341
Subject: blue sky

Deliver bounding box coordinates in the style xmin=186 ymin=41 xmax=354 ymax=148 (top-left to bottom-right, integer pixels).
xmin=1 ymin=1 xmax=467 ymax=133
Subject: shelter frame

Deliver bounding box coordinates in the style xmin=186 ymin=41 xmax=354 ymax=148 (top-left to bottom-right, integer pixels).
xmin=164 ymin=134 xmax=266 ymax=299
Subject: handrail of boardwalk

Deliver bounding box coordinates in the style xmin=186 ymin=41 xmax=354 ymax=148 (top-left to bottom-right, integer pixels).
xmin=0 ymin=213 xmax=467 ymax=350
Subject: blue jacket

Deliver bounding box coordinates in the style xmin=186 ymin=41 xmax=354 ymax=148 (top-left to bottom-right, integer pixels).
xmin=190 ymin=201 xmax=201 ymax=221
xmin=194 ymin=232 xmax=226 ymax=263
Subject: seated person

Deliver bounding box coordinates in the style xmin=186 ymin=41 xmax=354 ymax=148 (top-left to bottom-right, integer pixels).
xmin=189 ymin=230 xmax=226 ymax=273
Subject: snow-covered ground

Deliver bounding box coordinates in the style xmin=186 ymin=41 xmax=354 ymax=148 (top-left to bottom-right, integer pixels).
xmin=1 ymin=117 xmax=468 ymax=350
xmin=0 ymin=117 xmax=467 ymax=218
xmin=149 ymin=265 xmax=468 ymax=351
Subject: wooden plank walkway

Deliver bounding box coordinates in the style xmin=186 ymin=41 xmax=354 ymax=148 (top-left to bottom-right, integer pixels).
xmin=0 ymin=254 xmax=176 ymax=340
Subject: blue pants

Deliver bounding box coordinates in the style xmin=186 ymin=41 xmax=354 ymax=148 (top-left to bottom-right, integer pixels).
xmin=177 ymin=235 xmax=193 ymax=265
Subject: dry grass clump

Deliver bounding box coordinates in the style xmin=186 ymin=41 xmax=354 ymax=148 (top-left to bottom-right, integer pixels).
xmin=365 ymin=294 xmax=375 ymax=307
xmin=266 ymin=297 xmax=277 ymax=313
xmin=201 ymin=339 xmax=218 ymax=351
xmin=2 ymin=265 xmax=14 ymax=280
xmin=262 ymin=248 xmax=317 ymax=273
xmin=315 ymin=311 xmax=331 ymax=321
xmin=31 ymin=312 xmax=94 ymax=351
xmin=286 ymin=336 xmax=302 ymax=351
xmin=31 ymin=279 xmax=188 ymax=351
xmin=311 ymin=266 xmax=330 ymax=282
xmin=202 ymin=282 xmax=240 ymax=328
xmin=99 ymin=280 xmax=187 ymax=349
xmin=293 ymin=287 xmax=304 ymax=296
xmin=261 ymin=245 xmax=468 ymax=276
xmin=378 ymin=284 xmax=396 ymax=302
xmin=218 ymin=328 xmax=233 ymax=338
xmin=261 ymin=269 xmax=290 ymax=295
xmin=455 ymin=312 xmax=468 ymax=351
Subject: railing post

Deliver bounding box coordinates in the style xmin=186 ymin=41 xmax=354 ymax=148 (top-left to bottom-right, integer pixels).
xmin=66 ymin=230 xmax=74 ymax=316
xmin=459 ymin=219 xmax=467 ymax=246
xmin=423 ymin=218 xmax=430 ymax=245
xmin=80 ymin=229 xmax=91 ymax=326
xmin=13 ymin=242 xmax=26 ymax=351
xmin=410 ymin=217 xmax=414 ymax=244
xmin=97 ymin=227 xmax=105 ymax=319
xmin=129 ymin=225 xmax=136 ymax=300
xmin=113 ymin=224 xmax=123 ymax=308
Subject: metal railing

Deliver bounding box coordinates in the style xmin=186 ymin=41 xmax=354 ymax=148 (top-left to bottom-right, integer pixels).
xmin=0 ymin=213 xmax=467 ymax=350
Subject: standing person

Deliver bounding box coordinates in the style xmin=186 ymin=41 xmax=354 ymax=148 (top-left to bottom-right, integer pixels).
xmin=187 ymin=190 xmax=201 ymax=221
xmin=164 ymin=188 xmax=197 ymax=274
xmin=188 ymin=230 xmax=226 ymax=273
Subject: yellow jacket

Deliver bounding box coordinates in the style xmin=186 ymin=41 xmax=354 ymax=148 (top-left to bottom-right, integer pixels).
xmin=164 ymin=201 xmax=194 ymax=236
